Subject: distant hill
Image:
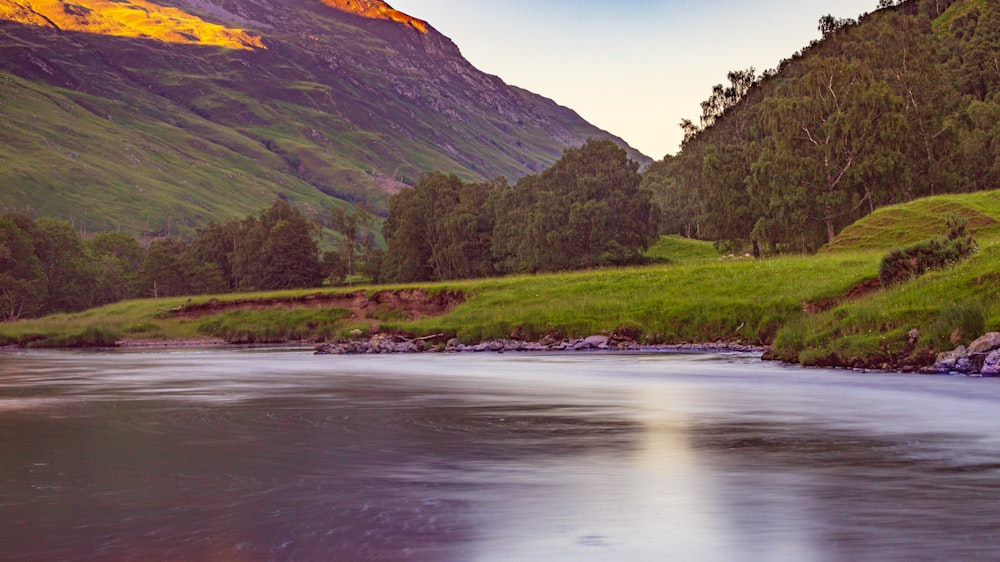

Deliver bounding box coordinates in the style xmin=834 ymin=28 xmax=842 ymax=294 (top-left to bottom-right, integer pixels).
xmin=0 ymin=0 xmax=649 ymax=236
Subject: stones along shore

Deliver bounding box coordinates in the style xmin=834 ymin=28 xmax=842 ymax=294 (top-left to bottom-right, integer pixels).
xmin=925 ymin=332 xmax=1000 ymax=376
xmin=314 ymin=333 xmax=764 ymax=356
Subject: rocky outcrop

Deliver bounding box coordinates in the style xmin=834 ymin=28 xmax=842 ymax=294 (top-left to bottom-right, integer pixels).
xmin=923 ymin=332 xmax=1000 ymax=376
xmin=319 ymin=0 xmax=429 ymax=33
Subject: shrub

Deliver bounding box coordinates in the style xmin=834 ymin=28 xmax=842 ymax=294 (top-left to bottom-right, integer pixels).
xmin=879 ymin=215 xmax=977 ymax=287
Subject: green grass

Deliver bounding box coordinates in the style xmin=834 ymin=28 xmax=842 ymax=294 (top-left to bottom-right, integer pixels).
xmin=822 ymin=190 xmax=1000 ymax=253
xmin=933 ymin=0 xmax=988 ymax=32
xmin=0 ymin=253 xmax=877 ymax=349
xmin=773 ymin=244 xmax=1000 ymax=368
xmin=777 ymin=190 xmax=1000 ymax=368
xmin=197 ymin=307 xmax=353 ymax=344
xmin=645 ymin=235 xmax=721 ymax=262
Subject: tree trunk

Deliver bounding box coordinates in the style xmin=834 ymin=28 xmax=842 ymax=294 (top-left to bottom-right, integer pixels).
xmin=825 ymin=204 xmax=837 ymax=243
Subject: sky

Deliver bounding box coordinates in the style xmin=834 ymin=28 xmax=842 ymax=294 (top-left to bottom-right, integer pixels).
xmin=389 ymin=0 xmax=881 ymax=159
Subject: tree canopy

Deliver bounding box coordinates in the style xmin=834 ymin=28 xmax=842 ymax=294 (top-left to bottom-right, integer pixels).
xmin=642 ymin=0 xmax=998 ymax=254
xmin=381 ymin=139 xmax=658 ymax=282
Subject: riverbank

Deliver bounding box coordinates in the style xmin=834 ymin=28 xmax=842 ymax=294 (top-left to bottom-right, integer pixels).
xmin=314 ymin=333 xmax=766 ymax=355
xmin=2 ymin=192 xmax=998 ymax=371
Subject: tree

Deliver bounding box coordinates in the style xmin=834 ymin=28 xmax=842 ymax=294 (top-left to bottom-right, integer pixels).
xmin=190 ymin=219 xmax=241 ymax=290
xmin=32 ymin=218 xmax=98 ymax=313
xmin=492 ymin=140 xmax=657 ymax=272
xmin=257 ymin=217 xmax=324 ymax=290
xmin=750 ymin=56 xmax=907 ymax=249
xmin=223 ymin=200 xmax=324 ymax=291
xmin=0 ymin=216 xmax=47 ymax=320
xmin=139 ymin=238 xmax=199 ymax=298
xmin=329 ymin=206 xmax=373 ymax=284
xmin=86 ymin=232 xmax=144 ymax=306
xmin=382 ymin=173 xmax=496 ymax=282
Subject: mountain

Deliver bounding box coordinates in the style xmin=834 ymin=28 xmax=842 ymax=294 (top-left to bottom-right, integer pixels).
xmin=0 ymin=0 xmax=650 ymax=236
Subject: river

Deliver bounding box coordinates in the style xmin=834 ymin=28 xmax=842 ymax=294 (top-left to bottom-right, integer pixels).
xmin=2 ymin=348 xmax=999 ymax=561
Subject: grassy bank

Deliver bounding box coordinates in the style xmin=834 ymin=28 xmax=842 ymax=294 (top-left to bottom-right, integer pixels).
xmin=0 ymin=251 xmax=878 ymax=350
xmin=2 ymin=190 xmax=998 ymax=371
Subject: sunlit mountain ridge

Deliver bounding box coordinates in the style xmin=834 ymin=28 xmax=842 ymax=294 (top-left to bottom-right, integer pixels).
xmin=0 ymin=0 xmax=263 ymax=49
xmin=0 ymin=0 xmax=648 ymax=237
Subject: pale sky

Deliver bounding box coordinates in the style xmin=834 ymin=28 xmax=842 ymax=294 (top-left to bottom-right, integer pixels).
xmin=389 ymin=0 xmax=882 ymax=159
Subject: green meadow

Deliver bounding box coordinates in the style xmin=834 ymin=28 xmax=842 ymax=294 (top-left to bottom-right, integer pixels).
xmin=3 ymin=190 xmax=999 ymax=370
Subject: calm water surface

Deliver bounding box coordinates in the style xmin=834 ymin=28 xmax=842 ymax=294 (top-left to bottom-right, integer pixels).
xmin=2 ymin=349 xmax=1000 ymax=561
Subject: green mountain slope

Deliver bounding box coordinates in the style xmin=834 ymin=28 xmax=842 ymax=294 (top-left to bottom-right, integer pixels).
xmin=0 ymin=0 xmax=650 ymax=236
xmin=644 ymin=0 xmax=1000 ymax=254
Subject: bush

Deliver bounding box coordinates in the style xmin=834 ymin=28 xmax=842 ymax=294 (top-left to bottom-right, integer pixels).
xmin=879 ymin=215 xmax=977 ymax=286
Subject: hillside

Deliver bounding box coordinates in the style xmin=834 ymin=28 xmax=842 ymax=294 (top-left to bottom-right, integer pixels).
xmin=0 ymin=0 xmax=649 ymax=236
xmin=643 ymin=0 xmax=1000 ymax=255
xmin=775 ymin=189 xmax=1000 ymax=369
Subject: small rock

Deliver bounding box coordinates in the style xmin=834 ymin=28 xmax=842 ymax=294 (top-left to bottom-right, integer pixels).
xmin=934 ymin=345 xmax=967 ymax=372
xmin=350 ymin=329 xmax=364 ymax=337
xmin=584 ymin=335 xmax=609 ymax=348
xmin=447 ymin=337 xmax=461 ymax=348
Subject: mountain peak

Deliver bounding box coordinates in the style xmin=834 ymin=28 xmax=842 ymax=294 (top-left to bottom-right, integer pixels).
xmin=320 ymin=0 xmax=428 ymax=33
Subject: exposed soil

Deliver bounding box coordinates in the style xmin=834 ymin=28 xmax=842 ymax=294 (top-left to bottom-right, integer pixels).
xmin=803 ymin=278 xmax=883 ymax=314
xmin=169 ymin=289 xmax=466 ymax=322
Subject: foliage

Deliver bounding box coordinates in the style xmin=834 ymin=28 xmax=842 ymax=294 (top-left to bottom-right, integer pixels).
xmin=380 ymin=140 xmax=658 ymax=282
xmin=877 ymin=215 xmax=978 ymax=286
xmin=86 ymin=232 xmax=144 ymax=306
xmin=0 ymin=201 xmax=332 ymax=321
xmin=382 ymin=172 xmax=497 ymax=282
xmin=642 ymin=0 xmax=1000 ymax=254
xmin=0 ymin=215 xmax=47 ymax=320
xmin=491 ymin=139 xmax=659 ymax=274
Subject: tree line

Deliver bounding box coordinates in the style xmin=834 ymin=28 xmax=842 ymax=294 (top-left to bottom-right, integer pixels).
xmin=0 ymin=200 xmax=377 ymax=320
xmin=1 ymin=139 xmax=656 ymax=319
xmin=643 ymin=0 xmax=999 ymax=254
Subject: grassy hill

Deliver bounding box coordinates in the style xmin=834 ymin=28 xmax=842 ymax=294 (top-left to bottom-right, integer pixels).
xmin=5 ymin=190 xmax=997 ymax=373
xmin=822 ymin=190 xmax=1000 ymax=253
xmin=775 ymin=189 xmax=1000 ymax=368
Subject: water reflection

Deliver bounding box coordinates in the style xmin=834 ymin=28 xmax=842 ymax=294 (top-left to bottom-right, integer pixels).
xmin=2 ymin=350 xmax=1000 ymax=560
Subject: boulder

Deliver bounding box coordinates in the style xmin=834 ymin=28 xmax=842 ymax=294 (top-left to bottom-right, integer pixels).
xmin=982 ymin=350 xmax=1000 ymax=377
xmin=584 ymin=335 xmax=610 ymax=348
xmin=968 ymin=333 xmax=1000 ymax=355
